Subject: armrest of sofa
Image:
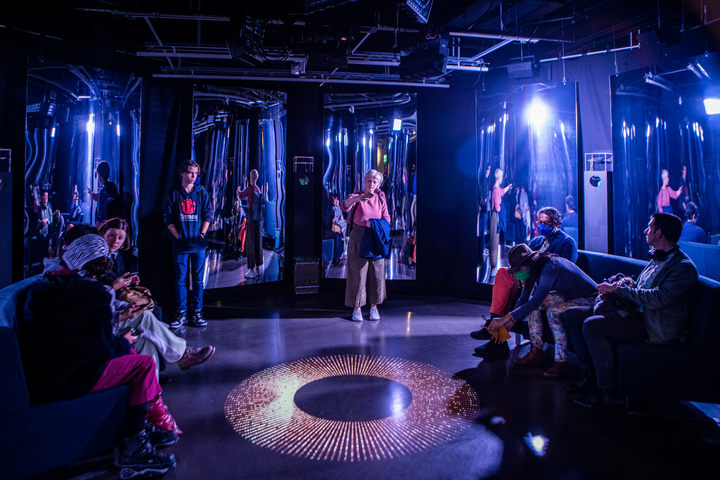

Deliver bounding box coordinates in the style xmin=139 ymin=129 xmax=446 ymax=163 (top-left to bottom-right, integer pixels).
xmin=0 ymin=327 xmax=29 ymax=418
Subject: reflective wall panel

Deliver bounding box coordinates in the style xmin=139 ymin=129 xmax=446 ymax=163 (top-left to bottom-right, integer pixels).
xmin=193 ymin=86 xmax=286 ymax=288
xmin=323 ymin=93 xmax=417 ymax=280
xmin=611 ymin=52 xmax=720 ymax=258
xmin=476 ymin=83 xmax=578 ymax=283
xmin=24 ymin=61 xmax=141 ymax=276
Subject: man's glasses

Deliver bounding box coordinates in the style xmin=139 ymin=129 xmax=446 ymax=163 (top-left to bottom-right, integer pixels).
xmin=536 ymin=220 xmax=553 ymax=227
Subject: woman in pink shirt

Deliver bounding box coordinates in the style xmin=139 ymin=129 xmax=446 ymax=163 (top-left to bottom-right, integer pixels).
xmin=656 ymin=169 xmax=682 ymax=214
xmin=236 ymin=169 xmax=263 ymax=279
xmin=489 ymin=169 xmax=512 ymax=275
xmin=341 ymin=169 xmax=390 ymax=322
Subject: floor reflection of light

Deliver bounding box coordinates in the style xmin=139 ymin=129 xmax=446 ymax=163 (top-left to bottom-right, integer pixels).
xmin=225 ymin=355 xmax=481 ymax=461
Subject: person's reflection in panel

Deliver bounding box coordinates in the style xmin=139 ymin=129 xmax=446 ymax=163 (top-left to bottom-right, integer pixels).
xmin=489 ymin=169 xmax=512 ymax=277
xmin=679 ymin=165 xmax=692 ymax=212
xmin=656 ymin=169 xmax=682 ymax=214
xmin=679 ymin=202 xmax=707 ymax=244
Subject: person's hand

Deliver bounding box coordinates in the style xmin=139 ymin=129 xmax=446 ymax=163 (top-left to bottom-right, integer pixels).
xmin=123 ymin=330 xmax=139 ymax=344
xmin=112 ymin=272 xmax=134 ymax=291
xmin=615 ymin=276 xmax=634 ymax=287
xmin=598 ymin=283 xmax=617 ymax=295
xmin=128 ymin=274 xmax=140 ymax=285
xmin=333 ymin=216 xmax=338 ymax=222
xmin=40 ymin=218 xmax=49 ymax=226
xmin=488 ymin=314 xmax=515 ymax=339
xmin=119 ymin=304 xmax=144 ymax=323
xmin=366 ymin=220 xmax=372 ymax=227
xmin=360 ymin=192 xmax=374 ymax=202
xmin=676 ymin=187 xmax=683 ymax=196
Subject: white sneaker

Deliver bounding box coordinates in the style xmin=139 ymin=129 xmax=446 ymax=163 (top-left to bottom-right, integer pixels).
xmin=245 ymin=271 xmax=255 ymax=278
xmin=351 ymin=308 xmax=363 ymax=322
xmin=369 ymin=307 xmax=380 ymax=321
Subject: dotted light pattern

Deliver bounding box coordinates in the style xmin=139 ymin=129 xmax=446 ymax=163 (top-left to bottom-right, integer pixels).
xmin=224 ymin=355 xmax=481 ymax=461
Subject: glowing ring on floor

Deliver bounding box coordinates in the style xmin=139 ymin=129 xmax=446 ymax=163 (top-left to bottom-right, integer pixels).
xmin=225 ymin=355 xmax=481 ymax=461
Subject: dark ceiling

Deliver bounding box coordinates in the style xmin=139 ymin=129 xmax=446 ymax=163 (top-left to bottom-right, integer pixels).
xmin=3 ymin=1 xmax=718 ymax=86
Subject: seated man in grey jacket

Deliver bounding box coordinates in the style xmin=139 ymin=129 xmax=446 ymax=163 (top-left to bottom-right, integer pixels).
xmin=564 ymin=212 xmax=698 ymax=409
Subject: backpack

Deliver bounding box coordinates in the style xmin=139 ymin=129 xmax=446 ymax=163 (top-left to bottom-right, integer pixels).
xmin=252 ymin=190 xmax=264 ymax=222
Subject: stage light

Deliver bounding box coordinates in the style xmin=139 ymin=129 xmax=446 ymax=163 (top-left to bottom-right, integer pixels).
xmin=529 ymin=101 xmax=547 ymax=126
xmin=524 ymin=433 xmax=549 ymax=457
xmin=116 ymin=124 xmax=120 ymax=137
xmin=393 ymin=118 xmax=402 ymax=131
xmin=86 ymin=114 xmax=95 ymax=133
xmin=704 ymin=99 xmax=720 ymax=115
xmin=369 ymin=129 xmax=374 ymax=134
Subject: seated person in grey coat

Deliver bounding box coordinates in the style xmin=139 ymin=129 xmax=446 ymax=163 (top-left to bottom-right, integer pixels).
xmin=564 ymin=213 xmax=698 ymax=409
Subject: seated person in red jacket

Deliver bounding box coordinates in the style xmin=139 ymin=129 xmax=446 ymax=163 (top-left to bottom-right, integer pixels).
xmin=18 ymin=235 xmax=180 ymax=477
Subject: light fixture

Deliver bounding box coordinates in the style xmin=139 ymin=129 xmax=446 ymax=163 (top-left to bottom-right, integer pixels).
xmin=704 ymin=99 xmax=720 ymax=115
xmin=116 ymin=124 xmax=120 ymax=137
xmin=50 ymin=127 xmax=55 ymax=138
xmin=393 ymin=118 xmax=402 ymax=131
xmin=86 ymin=114 xmax=95 ymax=133
xmin=524 ymin=433 xmax=548 ymax=457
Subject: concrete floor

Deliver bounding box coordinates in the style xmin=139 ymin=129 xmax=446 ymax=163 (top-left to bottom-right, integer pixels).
xmin=35 ymin=295 xmax=720 ymax=480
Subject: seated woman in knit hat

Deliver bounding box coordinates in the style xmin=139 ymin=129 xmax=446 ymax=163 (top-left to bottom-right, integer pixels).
xmin=18 ymin=234 xmax=180 ymax=477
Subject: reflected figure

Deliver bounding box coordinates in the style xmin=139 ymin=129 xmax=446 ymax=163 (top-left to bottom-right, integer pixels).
xmin=489 ymin=169 xmax=512 ymax=275
xmin=236 ymin=169 xmax=263 ymax=279
xmin=679 ymin=202 xmax=706 ymax=243
xmin=89 ymin=161 xmax=125 ymax=225
xmin=656 ymin=169 xmax=683 ymax=213
xmin=342 ymin=170 xmax=390 ymax=322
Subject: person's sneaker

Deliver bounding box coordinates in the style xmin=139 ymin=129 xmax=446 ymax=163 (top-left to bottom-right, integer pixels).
xmin=169 ymin=311 xmax=187 ymax=330
xmin=351 ymin=308 xmax=363 ymax=322
xmin=369 ymin=306 xmax=380 ymax=321
xmin=245 ymin=270 xmax=255 ymax=278
xmin=189 ymin=311 xmax=207 ymax=327
xmin=177 ymin=345 xmax=216 ymax=371
xmin=470 ymin=316 xmax=492 ymax=340
xmin=116 ymin=431 xmax=176 ymax=479
xmin=145 ymin=422 xmax=178 ymax=449
xmin=473 ymin=341 xmax=510 ymax=358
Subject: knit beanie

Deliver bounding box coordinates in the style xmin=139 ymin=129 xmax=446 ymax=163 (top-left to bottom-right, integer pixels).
xmin=62 ymin=234 xmax=109 ymax=271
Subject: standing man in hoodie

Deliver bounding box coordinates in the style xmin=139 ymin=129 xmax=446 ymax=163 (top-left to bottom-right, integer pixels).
xmin=164 ymin=160 xmax=212 ymax=329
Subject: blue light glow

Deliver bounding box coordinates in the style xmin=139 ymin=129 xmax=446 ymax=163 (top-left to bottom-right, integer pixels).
xmin=524 ymin=433 xmax=549 ymax=457
xmin=393 ymin=118 xmax=402 ymax=131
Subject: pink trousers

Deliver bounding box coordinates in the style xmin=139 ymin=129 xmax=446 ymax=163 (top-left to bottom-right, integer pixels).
xmin=90 ymin=351 xmax=162 ymax=406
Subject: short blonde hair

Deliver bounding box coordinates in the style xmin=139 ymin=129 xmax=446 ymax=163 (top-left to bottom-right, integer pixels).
xmin=494 ymin=168 xmax=503 ymax=179
xmin=364 ymin=169 xmax=384 ymax=185
xmin=250 ymin=169 xmax=259 ymax=180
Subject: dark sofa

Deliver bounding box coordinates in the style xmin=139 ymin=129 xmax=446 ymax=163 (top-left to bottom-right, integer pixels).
xmin=0 ymin=276 xmax=130 ymax=480
xmin=575 ymin=250 xmax=720 ymax=404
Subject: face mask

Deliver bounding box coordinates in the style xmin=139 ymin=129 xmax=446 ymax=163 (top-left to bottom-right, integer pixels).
xmin=515 ymin=270 xmax=530 ymax=281
xmin=539 ymin=225 xmax=554 ymax=237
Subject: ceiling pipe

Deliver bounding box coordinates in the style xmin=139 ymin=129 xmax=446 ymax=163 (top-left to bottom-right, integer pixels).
xmin=154 ymin=73 xmax=449 ymax=88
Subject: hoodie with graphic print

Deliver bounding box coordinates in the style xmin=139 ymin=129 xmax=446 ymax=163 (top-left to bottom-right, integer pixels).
xmin=164 ymin=183 xmax=212 ymax=253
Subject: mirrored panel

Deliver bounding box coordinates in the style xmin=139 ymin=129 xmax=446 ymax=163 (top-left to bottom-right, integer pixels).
xmin=476 ymin=83 xmax=578 ymax=283
xmin=24 ymin=61 xmax=141 ymax=277
xmin=611 ymin=52 xmax=720 ymax=258
xmin=322 ymin=93 xmax=417 ymax=280
xmin=193 ymin=86 xmax=286 ymax=288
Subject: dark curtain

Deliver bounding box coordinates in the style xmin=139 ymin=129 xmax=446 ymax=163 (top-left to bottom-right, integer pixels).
xmin=138 ymin=80 xmax=193 ymax=308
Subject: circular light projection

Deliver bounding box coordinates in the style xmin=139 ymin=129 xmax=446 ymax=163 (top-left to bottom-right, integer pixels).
xmin=225 ymin=355 xmax=481 ymax=461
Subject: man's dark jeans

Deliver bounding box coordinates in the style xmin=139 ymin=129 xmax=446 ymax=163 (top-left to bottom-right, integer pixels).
xmin=564 ymin=306 xmax=647 ymax=390
xmin=173 ymin=245 xmax=207 ymax=314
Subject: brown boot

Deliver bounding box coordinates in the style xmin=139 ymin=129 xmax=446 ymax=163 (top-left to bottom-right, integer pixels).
xmin=543 ymin=361 xmax=568 ymax=378
xmin=513 ymin=345 xmax=544 ymax=366
xmin=177 ymin=346 xmax=216 ymax=372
